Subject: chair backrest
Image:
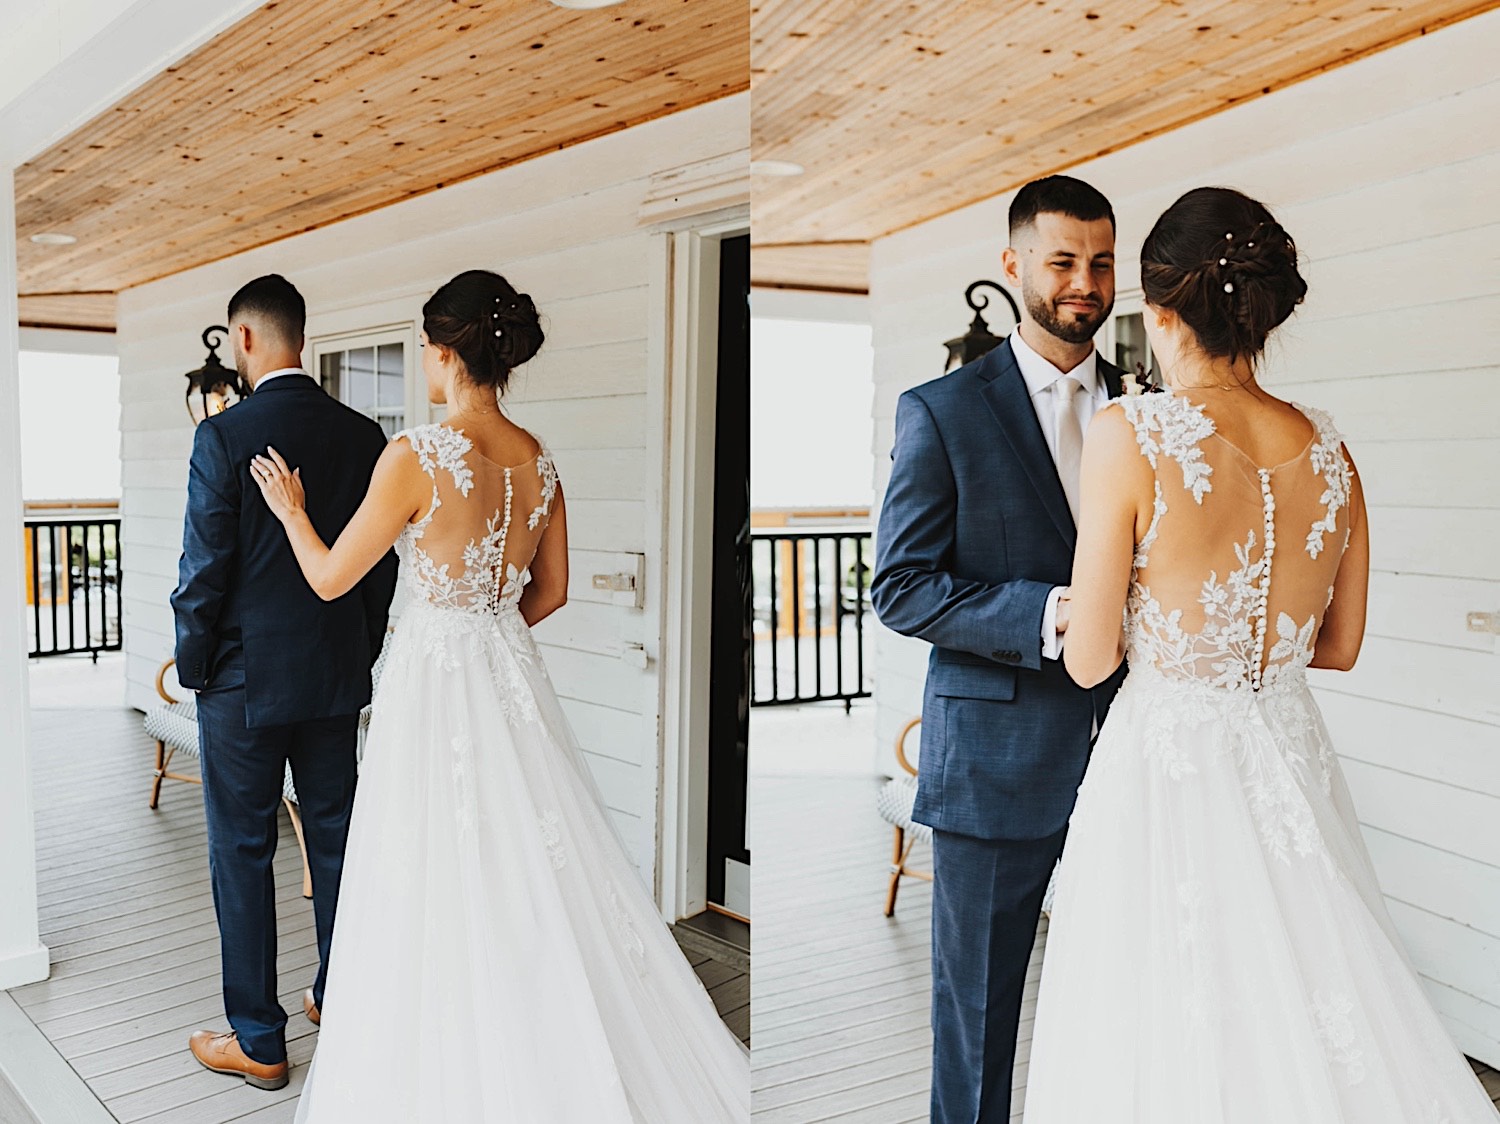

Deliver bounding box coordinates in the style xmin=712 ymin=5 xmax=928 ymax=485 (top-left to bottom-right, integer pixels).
xmin=895 ymin=717 xmax=921 ymax=776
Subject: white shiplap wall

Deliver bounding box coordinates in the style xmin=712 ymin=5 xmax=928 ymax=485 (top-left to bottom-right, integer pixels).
xmin=117 ymin=94 xmax=747 ymax=883
xmin=866 ymin=9 xmax=1500 ymax=1087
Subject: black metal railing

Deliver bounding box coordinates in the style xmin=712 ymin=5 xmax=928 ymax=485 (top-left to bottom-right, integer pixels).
xmin=751 ymin=528 xmax=872 ymax=708
xmin=25 ymin=517 xmax=123 ymax=659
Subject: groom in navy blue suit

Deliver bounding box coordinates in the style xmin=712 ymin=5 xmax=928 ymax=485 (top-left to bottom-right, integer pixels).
xmin=171 ymin=274 xmax=396 ymax=1088
xmin=872 ymin=177 xmax=1131 ymax=1123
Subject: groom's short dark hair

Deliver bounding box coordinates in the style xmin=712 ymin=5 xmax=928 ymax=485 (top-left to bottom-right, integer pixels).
xmin=227 ymin=274 xmax=306 ymax=345
xmin=1009 ymin=176 xmax=1115 ymax=239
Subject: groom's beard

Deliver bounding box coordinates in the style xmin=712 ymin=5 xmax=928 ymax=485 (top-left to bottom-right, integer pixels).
xmin=1023 ymin=282 xmax=1111 ymax=345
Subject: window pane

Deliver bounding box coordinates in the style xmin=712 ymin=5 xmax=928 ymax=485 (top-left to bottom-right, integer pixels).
xmin=377 ymin=344 xmax=404 ymax=409
xmin=345 ymin=347 xmax=375 ymax=411
xmin=318 ymin=353 xmax=342 ymax=401
xmin=1114 ymin=313 xmax=1147 ymax=380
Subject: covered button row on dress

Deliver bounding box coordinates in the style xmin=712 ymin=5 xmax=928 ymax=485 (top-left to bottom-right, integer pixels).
xmin=1250 ymin=467 xmax=1276 ymax=691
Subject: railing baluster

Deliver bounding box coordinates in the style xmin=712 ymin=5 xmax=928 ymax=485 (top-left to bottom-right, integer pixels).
xmin=811 ymin=537 xmax=822 ymax=700
xmin=833 ymin=536 xmax=844 ymax=700
xmin=30 ymin=524 xmax=42 ymax=658
xmin=789 ymin=538 xmax=801 ymax=700
xmin=854 ymin=533 xmax=867 ymax=697
xmin=82 ymin=522 xmax=93 ymax=650
xmin=66 ymin=524 xmax=77 ymax=652
xmin=767 ymin=537 xmax=779 ymax=703
xmin=48 ymin=526 xmax=60 ymax=655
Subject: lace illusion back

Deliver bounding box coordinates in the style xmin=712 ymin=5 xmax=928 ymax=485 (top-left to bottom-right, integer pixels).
xmin=1119 ymin=391 xmax=1353 ymax=692
xmin=393 ymin=422 xmax=559 ymax=614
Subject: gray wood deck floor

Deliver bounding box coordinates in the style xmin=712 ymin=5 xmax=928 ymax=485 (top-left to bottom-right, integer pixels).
xmin=8 ymin=705 xmax=746 ymax=1123
xmin=750 ymin=774 xmax=1500 ymax=1122
xmin=752 ymin=776 xmax=934 ymax=1123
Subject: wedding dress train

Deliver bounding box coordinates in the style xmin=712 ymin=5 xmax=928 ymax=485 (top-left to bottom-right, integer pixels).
xmin=294 ymin=423 xmax=747 ymax=1123
xmin=1023 ymin=392 xmax=1498 ymax=1123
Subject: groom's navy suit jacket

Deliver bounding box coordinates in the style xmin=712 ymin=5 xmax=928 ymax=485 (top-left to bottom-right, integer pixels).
xmin=171 ymin=374 xmax=398 ymax=728
xmin=872 ymin=337 xmax=1130 ymax=841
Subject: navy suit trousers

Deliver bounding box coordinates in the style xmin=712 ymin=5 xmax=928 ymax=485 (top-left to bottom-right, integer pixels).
xmin=196 ymin=688 xmax=358 ymax=1065
xmin=930 ymin=826 xmax=1069 ymax=1124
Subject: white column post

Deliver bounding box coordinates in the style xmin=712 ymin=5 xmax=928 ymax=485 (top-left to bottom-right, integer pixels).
xmin=0 ymin=167 xmax=49 ymax=990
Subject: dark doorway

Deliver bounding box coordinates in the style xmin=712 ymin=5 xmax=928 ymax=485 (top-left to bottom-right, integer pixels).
xmin=706 ymin=233 xmax=751 ymax=915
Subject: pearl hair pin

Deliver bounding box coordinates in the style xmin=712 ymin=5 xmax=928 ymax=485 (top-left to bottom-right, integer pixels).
xmin=1224 ymin=282 xmax=1234 ymax=293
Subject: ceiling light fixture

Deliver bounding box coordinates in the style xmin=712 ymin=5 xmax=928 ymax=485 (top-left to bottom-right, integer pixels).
xmin=29 ymin=232 xmax=77 ymax=245
xmin=549 ymin=0 xmax=629 ymax=9
xmin=750 ymin=160 xmax=805 ymax=177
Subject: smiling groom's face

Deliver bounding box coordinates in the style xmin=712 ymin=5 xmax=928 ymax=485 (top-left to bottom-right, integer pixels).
xmin=1004 ymin=211 xmax=1116 ymax=345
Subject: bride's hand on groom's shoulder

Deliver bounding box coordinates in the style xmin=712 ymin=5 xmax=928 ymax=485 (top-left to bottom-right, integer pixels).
xmin=249 ymin=447 xmax=305 ymax=524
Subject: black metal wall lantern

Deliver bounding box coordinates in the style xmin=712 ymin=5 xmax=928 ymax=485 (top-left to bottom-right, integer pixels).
xmin=943 ymin=280 xmax=1021 ymax=373
xmin=184 ymin=325 xmax=246 ymax=425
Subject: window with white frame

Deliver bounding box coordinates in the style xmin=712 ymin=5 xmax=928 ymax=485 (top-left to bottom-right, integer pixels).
xmin=314 ymin=328 xmax=408 ymax=437
xmin=1106 ymin=293 xmax=1163 ymax=389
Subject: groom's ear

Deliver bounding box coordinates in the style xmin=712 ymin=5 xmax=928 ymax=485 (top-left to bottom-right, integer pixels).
xmin=1000 ymin=245 xmax=1022 ymax=290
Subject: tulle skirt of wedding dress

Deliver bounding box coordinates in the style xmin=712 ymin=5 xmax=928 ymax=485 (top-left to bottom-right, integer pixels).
xmin=293 ymin=602 xmax=749 ymax=1123
xmin=1023 ymin=666 xmax=1498 ymax=1123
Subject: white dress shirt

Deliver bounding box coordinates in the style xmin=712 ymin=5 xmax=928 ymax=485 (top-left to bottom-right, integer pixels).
xmin=1007 ymin=328 xmax=1111 ymax=661
xmin=253 ymin=366 xmax=311 ymax=389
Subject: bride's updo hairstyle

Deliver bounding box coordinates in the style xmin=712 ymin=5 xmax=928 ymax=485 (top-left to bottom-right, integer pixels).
xmin=1141 ymin=187 xmax=1307 ymax=370
xmin=422 ymin=269 xmax=544 ymax=396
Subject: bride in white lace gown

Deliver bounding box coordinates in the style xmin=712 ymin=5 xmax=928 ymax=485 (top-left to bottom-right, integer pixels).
xmin=250 ymin=270 xmax=748 ymax=1122
xmin=1023 ymin=190 xmax=1498 ymax=1122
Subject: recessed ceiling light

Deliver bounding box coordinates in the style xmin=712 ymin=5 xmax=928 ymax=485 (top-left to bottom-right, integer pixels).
xmin=751 ymin=160 xmax=806 ymax=177
xmin=30 ymin=232 xmax=77 ymax=246
xmin=549 ymin=0 xmax=628 ymax=8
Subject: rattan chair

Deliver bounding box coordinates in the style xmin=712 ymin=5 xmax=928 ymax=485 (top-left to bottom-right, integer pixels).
xmin=876 ymin=716 xmax=932 ymax=917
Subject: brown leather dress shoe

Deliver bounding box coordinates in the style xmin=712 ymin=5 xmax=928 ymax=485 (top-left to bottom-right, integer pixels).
xmin=303 ymin=988 xmax=320 ymax=1026
xmin=189 ymin=1030 xmax=289 ymax=1090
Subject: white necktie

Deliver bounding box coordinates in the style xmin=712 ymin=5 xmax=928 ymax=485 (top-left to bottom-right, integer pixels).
xmin=1054 ymin=376 xmax=1084 ymax=523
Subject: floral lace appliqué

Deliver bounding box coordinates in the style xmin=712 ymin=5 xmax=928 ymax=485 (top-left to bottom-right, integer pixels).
xmin=528 ymin=452 xmax=558 ymax=532
xmin=1312 ymin=989 xmax=1367 ymax=1086
xmin=1118 ymin=394 xmax=1215 ymax=504
xmin=607 ymin=882 xmax=648 ymax=975
xmin=538 ymin=809 xmax=566 ymax=870
xmin=1294 ymin=403 xmax=1352 ymax=560
xmin=451 ymin=733 xmax=478 ymax=833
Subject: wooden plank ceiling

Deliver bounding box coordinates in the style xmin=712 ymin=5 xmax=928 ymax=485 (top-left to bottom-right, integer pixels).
xmin=15 ymin=0 xmax=748 ymax=332
xmin=750 ymin=0 xmax=1500 ymax=293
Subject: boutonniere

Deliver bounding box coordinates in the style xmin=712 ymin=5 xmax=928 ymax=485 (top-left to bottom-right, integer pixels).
xmin=1122 ymin=365 xmax=1144 ymax=396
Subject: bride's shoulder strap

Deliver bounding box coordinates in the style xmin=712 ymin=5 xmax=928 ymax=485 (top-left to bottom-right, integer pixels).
xmin=526 ymin=434 xmax=560 ymax=531
xmin=1290 ymin=402 xmax=1353 ymax=559
xmin=1113 ymin=392 xmax=1215 ymax=504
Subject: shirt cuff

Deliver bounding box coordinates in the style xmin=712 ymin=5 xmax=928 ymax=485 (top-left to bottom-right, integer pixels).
xmin=1040 ymin=585 xmax=1066 ymax=661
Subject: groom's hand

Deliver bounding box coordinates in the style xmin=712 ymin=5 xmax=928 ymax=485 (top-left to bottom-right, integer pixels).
xmin=1055 ymin=587 xmax=1072 ymax=634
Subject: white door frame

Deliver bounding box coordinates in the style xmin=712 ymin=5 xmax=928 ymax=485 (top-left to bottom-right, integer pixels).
xmin=652 ymin=209 xmax=748 ymax=922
